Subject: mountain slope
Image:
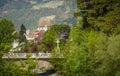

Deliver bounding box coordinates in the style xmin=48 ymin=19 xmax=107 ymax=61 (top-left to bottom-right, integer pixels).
xmin=0 ymin=0 xmax=77 ymax=30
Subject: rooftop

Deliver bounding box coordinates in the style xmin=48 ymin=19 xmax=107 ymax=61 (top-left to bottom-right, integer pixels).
xmin=38 ymin=20 xmax=52 ymax=27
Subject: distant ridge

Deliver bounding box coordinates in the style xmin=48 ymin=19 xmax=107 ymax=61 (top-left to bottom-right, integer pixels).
xmin=0 ymin=0 xmax=77 ymax=31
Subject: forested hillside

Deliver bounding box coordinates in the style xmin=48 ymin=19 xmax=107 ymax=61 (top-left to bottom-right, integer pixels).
xmin=0 ymin=0 xmax=77 ymax=30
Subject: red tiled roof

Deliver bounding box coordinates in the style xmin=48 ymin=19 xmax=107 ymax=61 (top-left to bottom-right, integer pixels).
xmin=25 ymin=34 xmax=38 ymax=38
xmin=38 ymin=20 xmax=52 ymax=27
xmin=25 ymin=30 xmax=45 ymax=39
xmin=32 ymin=30 xmax=45 ymax=35
xmin=38 ymin=30 xmax=45 ymax=34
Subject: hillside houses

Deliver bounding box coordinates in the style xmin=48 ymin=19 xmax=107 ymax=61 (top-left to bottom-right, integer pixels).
xmin=24 ymin=20 xmax=52 ymax=41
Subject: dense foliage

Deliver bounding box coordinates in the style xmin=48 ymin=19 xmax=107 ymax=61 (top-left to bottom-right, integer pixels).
xmin=75 ymin=0 xmax=120 ymax=34
xmin=38 ymin=24 xmax=70 ymax=52
xmin=0 ymin=19 xmax=34 ymax=76
xmin=52 ymin=0 xmax=120 ymax=76
xmin=0 ymin=0 xmax=120 ymax=76
xmin=0 ymin=19 xmax=16 ymax=53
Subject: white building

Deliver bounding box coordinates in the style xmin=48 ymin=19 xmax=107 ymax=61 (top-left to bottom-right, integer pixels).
xmin=24 ymin=20 xmax=52 ymax=41
xmin=37 ymin=19 xmax=52 ymax=31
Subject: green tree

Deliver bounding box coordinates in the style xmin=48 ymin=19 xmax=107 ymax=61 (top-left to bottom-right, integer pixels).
xmin=42 ymin=26 xmax=57 ymax=52
xmin=19 ymin=24 xmax=26 ymax=43
xmin=53 ymin=24 xmax=70 ymax=35
xmin=76 ymin=0 xmax=120 ymax=34
xmin=37 ymin=44 xmax=46 ymax=52
xmin=54 ymin=0 xmax=120 ymax=76
xmin=62 ymin=27 xmax=98 ymax=76
xmin=0 ymin=19 xmax=16 ymax=53
xmin=52 ymin=24 xmax=71 ymax=45
xmin=94 ymin=34 xmax=120 ymax=76
xmin=42 ymin=24 xmax=70 ymax=52
xmin=60 ymin=26 xmax=120 ymax=76
xmin=0 ymin=19 xmax=34 ymax=76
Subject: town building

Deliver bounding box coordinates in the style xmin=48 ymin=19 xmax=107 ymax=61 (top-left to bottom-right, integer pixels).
xmin=24 ymin=20 xmax=52 ymax=41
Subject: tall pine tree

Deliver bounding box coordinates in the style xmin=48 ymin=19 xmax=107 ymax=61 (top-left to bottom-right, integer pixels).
xmin=19 ymin=24 xmax=26 ymax=43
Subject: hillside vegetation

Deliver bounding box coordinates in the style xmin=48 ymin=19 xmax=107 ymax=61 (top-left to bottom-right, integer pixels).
xmin=1 ymin=0 xmax=120 ymax=76
xmin=0 ymin=0 xmax=77 ymax=30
